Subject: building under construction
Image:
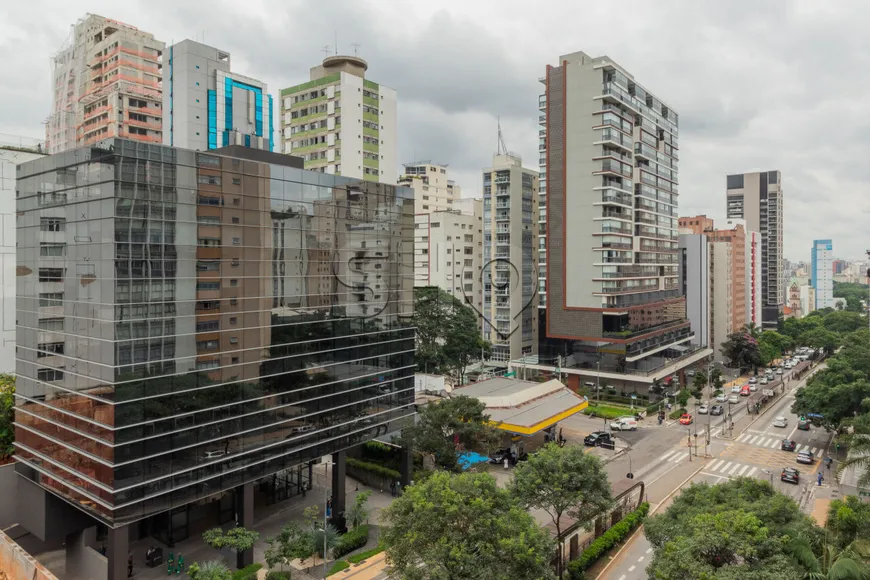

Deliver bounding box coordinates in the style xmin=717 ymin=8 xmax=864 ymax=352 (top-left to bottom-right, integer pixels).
xmin=45 ymin=14 xmax=165 ymax=153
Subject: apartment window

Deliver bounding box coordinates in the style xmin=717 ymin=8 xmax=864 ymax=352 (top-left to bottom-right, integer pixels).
xmin=37 ymin=342 xmax=64 ymax=357
xmin=196 ymin=281 xmax=220 ymax=291
xmin=196 ymin=340 xmax=219 ymax=351
xmin=38 ymin=268 xmax=64 ymax=282
xmin=232 ymin=237 xmax=241 ymax=245
xmin=231 ymin=258 xmax=240 ymax=267
xmin=197 ymin=215 xmax=221 ymax=225
xmin=198 ymin=238 xmax=220 ymax=247
xmin=37 ymin=368 xmax=64 ymax=382
xmin=40 ymin=217 xmax=65 ymax=232
xmin=230 ymin=298 xmax=238 ymax=306
xmin=196 ymin=261 xmax=220 ymax=271
xmin=197 ymin=196 xmax=221 ymax=206
xmin=232 ymin=217 xmax=240 ymax=224
xmin=195 ymin=360 xmax=219 ymax=370
xmin=430 ymin=222 xmax=440 ymax=228
xmin=38 ymin=318 xmax=64 ymax=331
xmin=231 ymin=357 xmax=240 ymax=364
xmin=232 ymin=198 xmax=240 ymax=205
xmin=229 ymin=337 xmax=238 ymax=344
xmin=39 ymin=243 xmax=66 ymax=257
xmin=39 ymin=293 xmax=63 ymax=307
xmin=230 ymin=279 xmax=239 ymax=287
xmin=195 ymin=320 xmax=220 ymax=332
xmin=198 ymin=175 xmax=221 ymax=185
xmin=232 ymin=177 xmax=241 ymax=185
xmin=229 ymin=317 xmax=238 ymax=325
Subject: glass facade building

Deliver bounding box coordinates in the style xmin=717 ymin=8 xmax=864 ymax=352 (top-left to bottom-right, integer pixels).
xmin=14 ymin=138 xmax=415 ymax=527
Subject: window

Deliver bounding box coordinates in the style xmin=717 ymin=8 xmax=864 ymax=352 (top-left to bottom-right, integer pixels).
xmin=229 ymin=317 xmax=237 ymax=325
xmin=39 ymin=293 xmax=63 ymax=307
xmin=230 ymin=279 xmax=239 ymax=287
xmin=195 ymin=360 xmax=219 ymax=370
xmin=197 ymin=215 xmax=221 ymax=225
xmin=198 ymin=174 xmax=221 ymax=185
xmin=38 ymin=318 xmax=64 ymax=331
xmin=197 ymin=238 xmax=220 ymax=247
xmin=38 ymin=268 xmax=64 ymax=282
xmin=231 ymin=258 xmax=240 ymax=267
xmin=196 ymin=281 xmax=220 ymax=290
xmin=431 ymin=222 xmax=440 ymax=228
xmin=232 ymin=237 xmax=241 ymax=245
xmin=196 ymin=261 xmax=220 ymax=271
xmin=229 ymin=337 xmax=238 ymax=344
xmin=231 ymin=357 xmax=240 ymax=364
xmin=196 ymin=340 xmax=219 ymax=351
xmin=231 ymin=217 xmax=240 ymax=224
xmin=195 ymin=320 xmax=220 ymax=332
xmin=197 ymin=196 xmax=221 ymax=206
xmin=232 ymin=177 xmax=241 ymax=185
xmin=39 ymin=243 xmax=66 ymax=257
xmin=37 ymin=342 xmax=64 ymax=357
xmin=37 ymin=368 xmax=64 ymax=382
xmin=229 ymin=298 xmax=238 ymax=306
xmin=40 ymin=218 xmax=65 ymax=232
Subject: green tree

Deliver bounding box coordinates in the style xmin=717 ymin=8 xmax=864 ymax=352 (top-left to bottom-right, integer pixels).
xmin=692 ymin=371 xmax=708 ymax=398
xmin=826 ymin=496 xmax=870 ymax=549
xmin=413 ymin=286 xmax=490 ymax=381
xmin=186 ymin=561 xmax=233 ymax=580
xmin=792 ymin=380 xmax=870 ymax=430
xmin=381 ymin=471 xmax=555 ymax=580
xmin=786 ymin=535 xmax=870 ymax=580
xmin=0 ymin=375 xmax=14 ymax=460
xmin=645 ymin=478 xmax=822 ymax=577
xmin=798 ymin=327 xmax=839 ymax=355
xmin=264 ymin=522 xmax=313 ymax=572
xmin=345 ymin=490 xmax=372 ymax=529
xmin=720 ymin=331 xmax=762 ymax=371
xmin=823 ymin=311 xmax=866 ymax=334
xmin=838 ymin=434 xmax=870 ymax=491
xmin=311 ymin=523 xmax=340 ymax=558
xmin=510 ymin=444 xmax=613 ymax=579
xmin=745 ymin=321 xmax=762 ymax=339
xmin=710 ymin=367 xmax=725 ymax=392
xmin=399 ymin=395 xmax=502 ymax=472
xmin=202 ymin=527 xmax=260 ymax=569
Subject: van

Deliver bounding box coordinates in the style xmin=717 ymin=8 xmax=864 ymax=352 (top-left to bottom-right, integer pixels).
xmin=610 ymin=417 xmax=638 ymax=431
xmin=740 ymin=385 xmax=751 ymax=396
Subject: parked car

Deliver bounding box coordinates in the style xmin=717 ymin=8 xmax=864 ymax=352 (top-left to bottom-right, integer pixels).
xmin=698 ymin=404 xmax=709 ymax=414
xmin=729 ymin=394 xmax=740 ymax=404
xmin=781 ymin=439 xmax=797 ymax=451
xmin=489 ymin=448 xmax=511 ymax=464
xmin=584 ymin=431 xmax=613 ymax=447
xmin=749 ymin=376 xmax=757 ymax=384
xmin=610 ymin=417 xmax=638 ymax=431
xmin=773 ymin=416 xmax=788 ymax=428
xmin=716 ymin=393 xmax=728 ymax=403
xmin=781 ymin=467 xmax=800 ymax=484
xmin=710 ymin=404 xmax=724 ymax=416
xmin=679 ymin=413 xmax=694 ymax=425
xmin=797 ymin=450 xmax=815 ymax=465
xmin=798 ymin=419 xmax=811 ymax=431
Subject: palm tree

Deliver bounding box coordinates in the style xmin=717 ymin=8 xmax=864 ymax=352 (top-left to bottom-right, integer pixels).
xmin=744 ymin=322 xmax=762 ymax=340
xmin=788 ymin=534 xmax=870 ymax=579
xmin=311 ymin=522 xmax=340 ymax=558
xmin=838 ymin=434 xmax=870 ymax=489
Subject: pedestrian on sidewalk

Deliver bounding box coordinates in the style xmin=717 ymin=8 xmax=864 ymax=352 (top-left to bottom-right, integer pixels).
xmin=817 ymin=472 xmax=824 ymax=486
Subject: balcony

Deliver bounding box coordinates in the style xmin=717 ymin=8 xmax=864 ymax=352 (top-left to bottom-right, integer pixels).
xmin=600 ymin=208 xmax=632 ymax=221
xmin=595 ymin=282 xmax=659 ymax=295
xmin=603 ymin=319 xmax=689 ymax=341
xmin=599 ymin=225 xmax=633 ymax=235
xmin=598 ymin=189 xmax=633 ymax=207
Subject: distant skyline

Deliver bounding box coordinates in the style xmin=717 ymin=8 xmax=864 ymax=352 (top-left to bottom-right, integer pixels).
xmin=2 ymin=0 xmax=869 ymax=258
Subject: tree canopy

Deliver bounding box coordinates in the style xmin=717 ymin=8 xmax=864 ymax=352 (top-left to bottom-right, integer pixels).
xmin=720 ymin=329 xmax=761 ymax=371
xmin=834 ymin=282 xmax=868 ymax=313
xmin=0 ymin=374 xmax=14 ymax=461
xmin=380 ymin=471 xmax=555 ymax=580
xmin=413 ymin=286 xmax=489 ymax=381
xmin=398 ymin=395 xmax=502 ymax=472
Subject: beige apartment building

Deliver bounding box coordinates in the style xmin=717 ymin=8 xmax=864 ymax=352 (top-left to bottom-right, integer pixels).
xmin=47 ymin=14 xmax=165 ymax=153
xmin=399 ymin=162 xmax=462 ymax=214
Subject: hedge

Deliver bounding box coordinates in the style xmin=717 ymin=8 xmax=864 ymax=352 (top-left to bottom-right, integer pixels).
xmin=566 ymin=502 xmax=650 ymax=578
xmin=327 ymin=560 xmax=350 ymax=576
xmin=333 ymin=524 xmax=370 ymax=558
xmin=668 ymin=407 xmax=688 ymax=420
xmin=265 ymin=573 xmax=292 ymax=580
xmin=582 ymin=405 xmax=631 ymax=420
xmin=232 ymin=563 xmax=263 ymax=580
xmin=347 ymin=546 xmax=384 ymax=564
xmin=346 ymin=458 xmax=401 ymax=481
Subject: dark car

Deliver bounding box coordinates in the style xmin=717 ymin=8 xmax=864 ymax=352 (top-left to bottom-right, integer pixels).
xmin=797 ymin=450 xmax=815 ymax=465
xmin=798 ymin=420 xmax=811 ymax=431
xmin=489 ymin=448 xmax=510 ymax=464
xmin=781 ymin=467 xmax=800 ymax=484
xmin=584 ymin=431 xmax=612 ymax=447
xmin=710 ymin=404 xmax=724 ymax=416
xmin=781 ymin=439 xmax=797 ymax=452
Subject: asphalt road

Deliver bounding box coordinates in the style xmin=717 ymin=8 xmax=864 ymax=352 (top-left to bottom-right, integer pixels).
xmin=599 ymin=361 xmax=831 ymax=580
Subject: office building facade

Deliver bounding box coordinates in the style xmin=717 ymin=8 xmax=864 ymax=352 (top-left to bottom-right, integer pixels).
xmin=46 ymin=14 xmax=165 ymax=153
xmin=279 ymin=56 xmax=397 ymax=183
xmin=482 ymin=154 xmax=538 ymax=363
xmin=14 ymin=139 xmax=414 ymax=577
xmin=678 ymin=233 xmax=710 ymax=348
xmin=725 ymin=170 xmax=783 ymax=329
xmin=164 ymin=40 xmax=273 ymax=152
xmin=811 ymin=239 xmax=834 ymax=309
xmin=541 ymin=51 xmax=696 ymax=379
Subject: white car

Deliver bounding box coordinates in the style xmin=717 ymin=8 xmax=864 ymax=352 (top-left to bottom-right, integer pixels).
xmin=759 ymin=377 xmax=769 ymax=385
xmin=716 ymin=393 xmax=728 ymax=403
xmin=728 ymin=394 xmax=740 ymax=404
xmin=749 ymin=384 xmax=758 ymax=392
xmin=776 ymin=369 xmax=784 ymax=375
xmin=748 ymin=377 xmax=757 ymax=384
xmin=773 ymin=416 xmax=788 ymax=428
xmin=610 ymin=417 xmax=638 ymax=431
xmin=698 ymin=404 xmax=709 ymax=414
xmin=731 ymin=385 xmax=742 ymax=394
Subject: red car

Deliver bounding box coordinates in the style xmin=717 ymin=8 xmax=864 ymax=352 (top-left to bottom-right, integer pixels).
xmin=679 ymin=413 xmax=693 ymax=425
xmin=740 ymin=385 xmax=751 ymax=396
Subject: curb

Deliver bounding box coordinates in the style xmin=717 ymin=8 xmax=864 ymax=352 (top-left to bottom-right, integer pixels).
xmin=594 ymin=459 xmax=710 ymax=580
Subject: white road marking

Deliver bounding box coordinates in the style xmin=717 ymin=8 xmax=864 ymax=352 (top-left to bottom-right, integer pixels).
xmin=718 ymin=461 xmax=733 ymax=473
xmin=740 ymin=434 xmax=752 ymax=442
xmin=811 ymin=447 xmax=819 ymax=454
xmin=738 ymin=465 xmax=750 ymax=476
xmin=728 ymin=463 xmax=741 ymax=475
xmin=638 ymin=556 xmax=645 ymax=562
xmin=646 ymin=548 xmax=652 ymax=554
xmin=747 ymin=466 xmax=757 ymax=477
xmin=628 ymin=565 xmax=636 ymax=572
xmin=673 ymin=452 xmax=689 ymax=463
xmin=798 ymin=445 xmax=808 ymax=453
xmin=770 ymin=439 xmax=780 ymax=449
xmin=619 ymin=576 xmax=626 ymax=580
xmin=711 ymin=459 xmax=725 ymax=471
xmin=748 ymin=435 xmax=759 ymax=444
xmin=660 ymin=450 xmax=677 ymax=461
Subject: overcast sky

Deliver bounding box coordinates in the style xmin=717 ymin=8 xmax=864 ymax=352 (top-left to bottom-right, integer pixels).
xmin=2 ymin=0 xmax=868 ymax=261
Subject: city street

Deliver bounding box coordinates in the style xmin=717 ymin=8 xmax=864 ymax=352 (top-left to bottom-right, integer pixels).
xmin=599 ymin=361 xmax=831 ymax=580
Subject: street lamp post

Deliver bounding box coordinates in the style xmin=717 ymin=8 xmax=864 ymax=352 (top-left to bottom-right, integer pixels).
xmin=322 ymin=460 xmax=336 ymax=578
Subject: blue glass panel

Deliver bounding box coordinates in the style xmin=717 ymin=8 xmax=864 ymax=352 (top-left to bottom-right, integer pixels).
xmin=225 ymin=77 xmax=233 ymax=132
xmin=245 ymin=135 xmax=251 ymax=148
xmin=207 ymin=90 xmax=217 ymax=150
xmin=268 ymin=95 xmax=274 ymax=152
xmin=223 ymin=132 xmax=229 ymax=147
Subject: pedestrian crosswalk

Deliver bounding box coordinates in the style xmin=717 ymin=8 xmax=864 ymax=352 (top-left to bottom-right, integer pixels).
xmin=736 ymin=433 xmax=819 ymax=454
xmin=705 ymin=458 xmax=760 ymax=478
xmin=658 ymin=449 xmax=692 ymax=464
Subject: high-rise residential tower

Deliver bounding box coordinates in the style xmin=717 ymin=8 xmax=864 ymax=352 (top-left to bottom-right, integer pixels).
xmin=811 ymin=239 xmax=834 ymax=309
xmin=482 ymin=153 xmax=538 ymax=363
xmin=14 ymin=139 xmax=414 ymax=578
xmin=725 ymin=170 xmax=783 ymax=330
xmin=279 ymin=55 xmax=397 ymax=183
xmin=398 ymin=162 xmax=461 ymax=214
xmin=46 ymin=14 xmax=165 ymax=153
xmin=163 ymin=40 xmax=273 ymax=151
xmin=535 ymin=51 xmax=705 ymax=388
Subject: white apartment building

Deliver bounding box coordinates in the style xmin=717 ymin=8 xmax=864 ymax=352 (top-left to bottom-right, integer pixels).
xmin=678 ymin=233 xmax=710 ymax=348
xmin=398 ymin=162 xmax=461 ymax=214
xmin=280 ymin=55 xmax=397 ymax=183
xmin=710 ymin=241 xmax=733 ymax=363
xmin=0 ymin=139 xmax=47 ymax=372
xmin=164 ymin=39 xmax=272 ymax=151
xmin=800 ymin=284 xmax=817 ymax=317
xmin=482 ymin=153 xmax=538 ymax=363
xmin=46 ymin=14 xmax=165 ymax=153
xmin=725 ymin=218 xmax=763 ymax=328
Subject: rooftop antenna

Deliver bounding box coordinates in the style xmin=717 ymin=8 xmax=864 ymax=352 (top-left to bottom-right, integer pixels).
xmin=497 ymin=116 xmax=508 ymax=156
xmin=351 ymin=43 xmax=361 ymax=57
xmin=321 ymin=45 xmax=331 ymax=58
xmin=334 ymin=31 xmax=338 ymax=55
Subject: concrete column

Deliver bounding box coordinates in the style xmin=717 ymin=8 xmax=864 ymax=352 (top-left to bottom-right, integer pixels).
xmin=235 ymin=482 xmax=254 ymax=569
xmin=308 ymin=461 xmax=314 ymax=492
xmin=330 ymin=451 xmax=347 ymax=533
xmin=107 ymin=525 xmax=129 ymax=580
xmin=400 ymin=444 xmax=412 ymax=488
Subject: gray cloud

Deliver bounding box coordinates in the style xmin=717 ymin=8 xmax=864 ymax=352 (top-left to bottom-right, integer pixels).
xmin=2 ymin=0 xmax=869 ymax=259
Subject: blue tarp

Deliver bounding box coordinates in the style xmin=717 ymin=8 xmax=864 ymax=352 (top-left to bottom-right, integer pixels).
xmin=458 ymin=452 xmax=490 ymax=470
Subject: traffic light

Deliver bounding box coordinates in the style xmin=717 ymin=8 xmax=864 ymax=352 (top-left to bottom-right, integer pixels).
xmin=626 ymin=473 xmax=634 ymax=479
